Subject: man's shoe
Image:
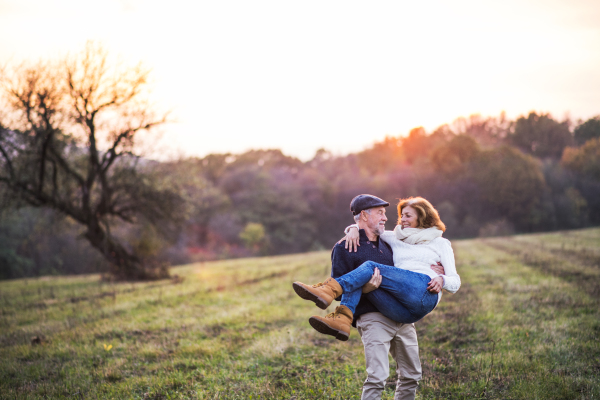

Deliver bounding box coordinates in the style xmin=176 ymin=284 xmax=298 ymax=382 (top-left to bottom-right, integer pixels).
xmin=292 ymin=277 xmax=343 ymax=309
xmin=308 ymin=305 xmax=353 ymax=341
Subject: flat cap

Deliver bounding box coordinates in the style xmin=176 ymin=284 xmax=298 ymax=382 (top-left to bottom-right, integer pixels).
xmin=350 ymin=194 xmax=390 ymax=215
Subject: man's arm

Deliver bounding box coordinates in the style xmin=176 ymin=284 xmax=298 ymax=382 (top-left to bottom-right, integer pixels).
xmin=430 ymin=262 xmax=444 ymax=275
xmin=330 ymin=244 xmax=356 ymax=301
xmin=428 ymin=262 xmax=444 ymax=294
xmin=362 ymin=267 xmax=381 ymax=293
xmin=331 ymin=243 xmax=355 ymax=278
xmin=332 ymin=244 xmax=382 ymax=294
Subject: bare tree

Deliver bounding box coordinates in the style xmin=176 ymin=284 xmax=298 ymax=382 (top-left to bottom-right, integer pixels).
xmin=0 ymin=43 xmax=183 ymax=280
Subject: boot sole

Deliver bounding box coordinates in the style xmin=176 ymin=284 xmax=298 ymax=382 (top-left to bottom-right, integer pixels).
xmin=292 ymin=282 xmax=329 ymax=310
xmin=308 ymin=317 xmax=349 ymax=341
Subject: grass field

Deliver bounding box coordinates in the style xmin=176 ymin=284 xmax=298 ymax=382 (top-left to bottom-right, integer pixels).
xmin=1 ymin=228 xmax=600 ymax=399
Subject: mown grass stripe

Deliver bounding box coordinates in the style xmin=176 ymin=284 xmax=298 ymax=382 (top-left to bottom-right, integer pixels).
xmin=483 ymin=237 xmax=600 ymax=299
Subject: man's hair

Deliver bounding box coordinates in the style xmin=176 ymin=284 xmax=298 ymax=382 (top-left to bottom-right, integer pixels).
xmin=354 ymin=208 xmax=372 ymax=223
xmin=397 ymin=197 xmax=446 ymax=231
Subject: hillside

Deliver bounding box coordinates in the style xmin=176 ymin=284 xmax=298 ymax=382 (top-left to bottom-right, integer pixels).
xmin=1 ymin=229 xmax=599 ymax=399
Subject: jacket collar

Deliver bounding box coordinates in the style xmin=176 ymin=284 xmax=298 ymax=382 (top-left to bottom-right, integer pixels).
xmin=359 ymin=229 xmax=379 ymax=246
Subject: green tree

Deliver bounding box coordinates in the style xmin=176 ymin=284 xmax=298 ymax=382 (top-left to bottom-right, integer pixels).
xmin=430 ymin=134 xmax=480 ymax=177
xmin=562 ymin=138 xmax=600 ymax=180
xmin=0 ymin=210 xmax=34 ymax=279
xmin=219 ymin=165 xmax=316 ymax=254
xmin=472 ymin=146 xmax=547 ymax=229
xmin=573 ymin=116 xmax=600 ymax=146
xmin=239 ymin=222 xmax=266 ymax=253
xmin=508 ymin=112 xmax=573 ymax=159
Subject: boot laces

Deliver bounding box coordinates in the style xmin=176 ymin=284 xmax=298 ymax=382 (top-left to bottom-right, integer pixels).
xmin=311 ymin=281 xmax=325 ymax=288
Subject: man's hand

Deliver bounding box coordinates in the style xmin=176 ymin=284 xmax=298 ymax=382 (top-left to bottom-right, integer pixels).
xmin=427 ymin=276 xmax=443 ymax=294
xmin=430 ymin=262 xmax=445 ymax=275
xmin=362 ymin=267 xmax=381 ymax=293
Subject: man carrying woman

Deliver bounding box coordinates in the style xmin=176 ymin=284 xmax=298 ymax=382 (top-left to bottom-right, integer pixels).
xmin=293 ymin=194 xmax=460 ymax=400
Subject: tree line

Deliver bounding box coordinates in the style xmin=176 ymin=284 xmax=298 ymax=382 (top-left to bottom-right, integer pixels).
xmin=1 ymin=46 xmax=600 ymax=280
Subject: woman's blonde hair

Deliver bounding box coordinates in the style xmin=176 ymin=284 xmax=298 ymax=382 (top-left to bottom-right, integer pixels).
xmin=397 ymin=197 xmax=446 ymax=232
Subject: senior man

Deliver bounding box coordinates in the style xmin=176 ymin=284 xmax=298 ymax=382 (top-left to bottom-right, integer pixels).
xmin=329 ymin=194 xmax=444 ymax=400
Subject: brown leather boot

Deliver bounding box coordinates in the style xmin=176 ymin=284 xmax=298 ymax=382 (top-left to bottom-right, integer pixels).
xmin=292 ymin=277 xmax=343 ymax=309
xmin=308 ymin=305 xmax=353 ymax=341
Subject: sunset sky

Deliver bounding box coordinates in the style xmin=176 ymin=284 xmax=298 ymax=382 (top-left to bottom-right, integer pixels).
xmin=1 ymin=0 xmax=599 ymax=160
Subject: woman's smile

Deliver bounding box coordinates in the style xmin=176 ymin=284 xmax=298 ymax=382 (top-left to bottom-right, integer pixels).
xmin=401 ymin=205 xmax=419 ymax=229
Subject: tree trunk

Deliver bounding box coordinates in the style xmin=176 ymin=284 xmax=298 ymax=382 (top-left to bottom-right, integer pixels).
xmin=84 ymin=223 xmax=169 ymax=281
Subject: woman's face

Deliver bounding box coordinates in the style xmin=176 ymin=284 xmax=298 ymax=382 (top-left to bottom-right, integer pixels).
xmin=401 ymin=205 xmax=419 ymax=229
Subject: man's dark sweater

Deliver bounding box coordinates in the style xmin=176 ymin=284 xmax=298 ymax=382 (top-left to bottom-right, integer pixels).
xmin=331 ymin=229 xmax=394 ymax=326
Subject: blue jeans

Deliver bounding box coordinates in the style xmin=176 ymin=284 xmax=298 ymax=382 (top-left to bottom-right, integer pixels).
xmin=335 ymin=261 xmax=438 ymax=324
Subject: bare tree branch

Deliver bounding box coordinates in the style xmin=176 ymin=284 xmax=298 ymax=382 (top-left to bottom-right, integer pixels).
xmin=0 ymin=42 xmax=177 ymax=280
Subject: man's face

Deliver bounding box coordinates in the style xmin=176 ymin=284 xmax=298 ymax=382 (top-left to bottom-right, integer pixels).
xmin=363 ymin=207 xmax=387 ymax=236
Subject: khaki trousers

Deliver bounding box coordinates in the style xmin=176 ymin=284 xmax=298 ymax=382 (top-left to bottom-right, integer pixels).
xmin=356 ymin=312 xmax=422 ymax=400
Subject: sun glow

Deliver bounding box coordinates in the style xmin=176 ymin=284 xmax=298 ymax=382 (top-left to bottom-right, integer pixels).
xmin=1 ymin=0 xmax=599 ymax=160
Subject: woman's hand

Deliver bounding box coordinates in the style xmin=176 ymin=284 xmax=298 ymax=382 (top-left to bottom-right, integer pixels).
xmin=362 ymin=267 xmax=381 ymax=293
xmin=344 ymin=226 xmax=360 ymax=252
xmin=427 ymin=276 xmax=443 ymax=294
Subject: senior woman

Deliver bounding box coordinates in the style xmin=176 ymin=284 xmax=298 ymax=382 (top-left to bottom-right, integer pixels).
xmin=293 ymin=196 xmax=460 ymax=340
